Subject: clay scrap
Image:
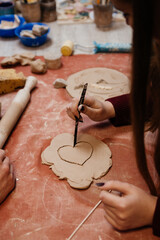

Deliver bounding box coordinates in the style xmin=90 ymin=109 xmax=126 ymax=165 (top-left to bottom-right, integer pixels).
xmin=53 ymin=78 xmax=67 ymax=88
xmin=30 ymin=59 xmax=47 ymax=74
xmin=1 ymin=52 xmax=47 ymax=74
xmin=20 ymin=24 xmax=49 ymax=39
xmin=1 ymin=52 xmax=36 ymax=67
xmin=0 ymin=15 xmax=20 ymax=29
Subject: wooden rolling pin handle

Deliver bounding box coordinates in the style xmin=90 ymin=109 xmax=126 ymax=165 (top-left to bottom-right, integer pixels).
xmin=0 ymin=76 xmax=37 ymax=149
xmin=13 ymin=76 xmax=37 ymax=107
xmin=24 ymin=76 xmax=37 ymax=92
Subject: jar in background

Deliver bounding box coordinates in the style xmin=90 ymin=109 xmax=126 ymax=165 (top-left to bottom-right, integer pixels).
xmin=40 ymin=0 xmax=57 ymax=22
xmin=21 ymin=0 xmax=41 ymax=22
xmin=93 ymin=1 xmax=113 ymax=31
xmin=0 ymin=1 xmax=14 ymax=16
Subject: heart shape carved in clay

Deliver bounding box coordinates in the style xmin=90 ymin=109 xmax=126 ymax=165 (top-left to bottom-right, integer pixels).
xmin=57 ymin=141 xmax=93 ymax=165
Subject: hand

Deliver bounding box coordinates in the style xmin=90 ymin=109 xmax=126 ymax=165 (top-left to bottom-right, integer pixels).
xmin=97 ymin=180 xmax=157 ymax=231
xmin=66 ymin=96 xmax=115 ymax=122
xmin=0 ymin=150 xmax=16 ymax=204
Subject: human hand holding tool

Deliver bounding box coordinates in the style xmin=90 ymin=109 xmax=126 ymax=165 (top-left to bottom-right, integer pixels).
xmin=67 ymin=95 xmax=115 ymax=122
xmin=73 ymin=83 xmax=88 ymax=147
xmin=97 ymin=180 xmax=157 ymax=231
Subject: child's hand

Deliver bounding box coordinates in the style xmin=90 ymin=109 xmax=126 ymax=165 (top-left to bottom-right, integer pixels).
xmin=97 ymin=180 xmax=157 ymax=230
xmin=66 ymin=96 xmax=115 ymax=122
xmin=0 ymin=150 xmax=16 ymax=204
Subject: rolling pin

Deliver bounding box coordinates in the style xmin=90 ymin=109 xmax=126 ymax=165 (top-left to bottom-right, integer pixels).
xmin=0 ymin=76 xmax=37 ymax=149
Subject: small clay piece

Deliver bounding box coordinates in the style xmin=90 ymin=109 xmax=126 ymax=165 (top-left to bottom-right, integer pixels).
xmin=0 ymin=15 xmax=20 ymax=29
xmin=44 ymin=52 xmax=62 ymax=70
xmin=1 ymin=57 xmax=19 ymax=67
xmin=1 ymin=52 xmax=36 ymax=68
xmin=13 ymin=52 xmax=36 ymax=66
xmin=14 ymin=15 xmax=20 ymax=25
xmin=0 ymin=20 xmax=14 ymax=28
xmin=19 ymin=58 xmax=32 ymax=66
xmin=41 ymin=133 xmax=112 ymax=189
xmin=13 ymin=55 xmax=30 ymax=66
xmin=19 ymin=52 xmax=35 ymax=60
xmin=20 ymin=30 xmax=36 ymax=39
xmin=32 ymin=24 xmax=49 ymax=36
xmin=53 ymin=78 xmax=67 ymax=88
xmin=0 ymin=20 xmax=19 ymax=29
xmin=30 ymin=59 xmax=47 ymax=74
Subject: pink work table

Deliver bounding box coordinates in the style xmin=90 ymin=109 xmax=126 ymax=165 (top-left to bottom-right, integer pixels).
xmin=0 ymin=54 xmax=159 ymax=240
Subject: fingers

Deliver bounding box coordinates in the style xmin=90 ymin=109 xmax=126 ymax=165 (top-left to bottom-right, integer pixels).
xmin=98 ymin=180 xmax=132 ymax=195
xmin=66 ymin=104 xmax=76 ymax=120
xmin=66 ymin=95 xmax=107 ymax=122
xmin=100 ymin=190 xmax=122 ymax=209
xmin=66 ymin=99 xmax=80 ymax=120
xmin=2 ymin=156 xmax=14 ymax=177
xmin=78 ymin=103 xmax=99 ymax=118
xmin=0 ymin=149 xmax=5 ymax=163
xmin=0 ymin=150 xmax=14 ymax=174
xmin=96 ymin=180 xmax=132 ymax=209
xmin=0 ymin=155 xmax=16 ymax=204
xmin=66 ymin=96 xmax=96 ymax=118
xmin=82 ymin=95 xmax=97 ymax=108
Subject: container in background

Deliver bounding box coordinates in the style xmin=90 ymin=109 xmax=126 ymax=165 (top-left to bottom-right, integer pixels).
xmin=0 ymin=15 xmax=25 ymax=37
xmin=61 ymin=40 xmax=74 ymax=56
xmin=0 ymin=1 xmax=14 ymax=15
xmin=20 ymin=0 xmax=41 ymax=22
xmin=15 ymin=22 xmax=50 ymax=46
xmin=93 ymin=1 xmax=113 ymax=31
xmin=40 ymin=0 xmax=57 ymax=22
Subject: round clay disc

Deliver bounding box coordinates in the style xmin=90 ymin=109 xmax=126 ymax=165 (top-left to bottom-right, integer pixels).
xmin=66 ymin=67 xmax=130 ymax=100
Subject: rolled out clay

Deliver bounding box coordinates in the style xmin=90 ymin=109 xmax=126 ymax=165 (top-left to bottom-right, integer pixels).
xmin=66 ymin=67 xmax=130 ymax=101
xmin=41 ymin=133 xmax=112 ymax=189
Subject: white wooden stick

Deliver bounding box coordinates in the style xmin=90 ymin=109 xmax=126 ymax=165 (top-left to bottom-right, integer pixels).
xmin=0 ymin=76 xmax=37 ymax=148
xmin=67 ymin=200 xmax=102 ymax=240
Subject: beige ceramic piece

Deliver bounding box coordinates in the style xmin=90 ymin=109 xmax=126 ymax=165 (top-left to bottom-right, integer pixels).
xmin=41 ymin=133 xmax=112 ymax=189
xmin=66 ymin=67 xmax=130 ymax=100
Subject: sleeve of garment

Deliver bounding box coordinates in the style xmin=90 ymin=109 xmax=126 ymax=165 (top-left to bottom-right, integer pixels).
xmin=152 ymin=197 xmax=160 ymax=237
xmin=106 ymin=94 xmax=131 ymax=126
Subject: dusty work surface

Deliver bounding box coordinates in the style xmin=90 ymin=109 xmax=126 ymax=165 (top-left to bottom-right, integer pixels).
xmin=0 ymin=54 xmax=158 ymax=240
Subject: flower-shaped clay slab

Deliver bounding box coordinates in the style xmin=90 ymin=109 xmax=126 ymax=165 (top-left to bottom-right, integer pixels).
xmin=41 ymin=133 xmax=112 ymax=189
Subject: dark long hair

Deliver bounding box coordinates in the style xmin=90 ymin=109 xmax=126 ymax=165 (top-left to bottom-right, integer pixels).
xmin=131 ymin=0 xmax=159 ymax=195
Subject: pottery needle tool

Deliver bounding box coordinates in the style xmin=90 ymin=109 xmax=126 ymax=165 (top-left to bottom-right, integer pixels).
xmin=73 ymin=83 xmax=88 ymax=147
xmin=67 ymin=200 xmax=102 ymax=240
